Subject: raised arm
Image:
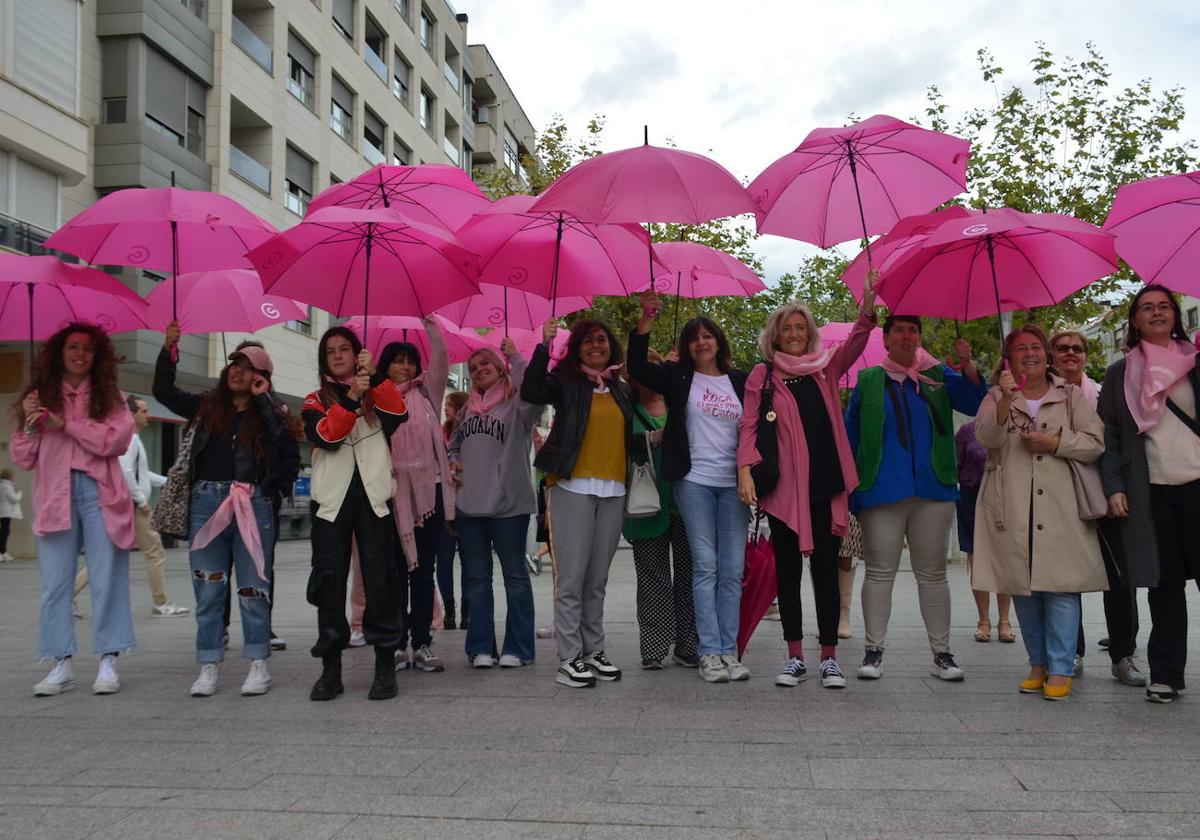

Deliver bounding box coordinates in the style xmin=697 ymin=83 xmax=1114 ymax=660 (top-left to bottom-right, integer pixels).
xmin=520 ymin=341 xmax=562 ymax=406
xmin=423 ymin=315 xmax=450 ymax=410
xmin=829 ymin=309 xmax=878 ymax=381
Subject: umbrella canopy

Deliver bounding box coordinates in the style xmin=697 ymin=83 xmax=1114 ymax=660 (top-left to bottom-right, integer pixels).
xmin=643 ymin=241 xmax=766 ymax=297
xmin=247 ymin=206 xmax=480 ymax=321
xmin=1104 ymin=170 xmax=1200 ymax=294
xmin=456 ymin=195 xmax=656 ymax=301
xmin=840 ymin=205 xmax=972 ymax=301
xmin=437 ymin=282 xmax=592 ymax=332
xmin=737 ymin=520 xmax=776 ymax=658
xmin=819 ymin=321 xmax=888 ymax=389
xmin=878 ymin=208 xmax=1118 ymax=345
xmin=344 ymin=314 xmax=488 ymax=364
xmin=145 ymin=269 xmax=307 ymax=334
xmin=751 ymin=114 xmax=969 ymax=249
xmin=307 ymin=163 xmax=490 ymax=230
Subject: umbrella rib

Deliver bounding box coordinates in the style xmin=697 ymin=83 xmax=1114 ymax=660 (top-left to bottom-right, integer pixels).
xmin=853 ymin=154 xmax=904 ymax=226
xmin=818 ymin=153 xmax=850 ymax=246
xmin=334 ymin=234 xmax=370 ymax=316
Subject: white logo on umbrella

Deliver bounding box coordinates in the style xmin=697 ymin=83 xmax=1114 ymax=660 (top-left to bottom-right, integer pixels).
xmin=962 ymin=224 xmax=990 ymax=236
xmin=260 ymin=302 xmax=280 ymax=319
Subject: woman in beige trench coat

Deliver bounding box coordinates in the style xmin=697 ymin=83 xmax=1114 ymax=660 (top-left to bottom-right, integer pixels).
xmin=973 ymin=325 xmax=1107 ymax=701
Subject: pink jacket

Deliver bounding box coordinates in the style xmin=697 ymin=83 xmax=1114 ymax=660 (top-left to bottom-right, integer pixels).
xmin=737 ymin=312 xmax=874 ymax=553
xmin=10 ymin=381 xmax=136 ymax=549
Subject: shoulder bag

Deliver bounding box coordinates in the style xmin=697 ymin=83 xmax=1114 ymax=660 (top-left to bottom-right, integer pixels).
xmin=1065 ymin=386 xmax=1107 ymax=521
xmin=153 ymin=424 xmax=197 ymax=539
xmin=749 ymin=361 xmax=780 ymax=497
xmin=625 ymin=430 xmax=661 ymax=518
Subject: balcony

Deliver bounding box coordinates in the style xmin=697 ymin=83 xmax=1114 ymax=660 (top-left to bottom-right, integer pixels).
xmin=0 ymin=211 xmax=76 ymax=260
xmin=442 ymin=62 xmax=459 ymax=91
xmin=230 ymin=145 xmax=271 ymax=193
xmin=232 ymin=16 xmax=273 ymax=73
xmin=442 ymin=137 xmax=459 ymax=165
xmin=362 ymin=140 xmax=385 ymax=166
xmin=287 ymin=71 xmax=315 ymax=110
xmin=364 ymin=46 xmax=388 ymax=82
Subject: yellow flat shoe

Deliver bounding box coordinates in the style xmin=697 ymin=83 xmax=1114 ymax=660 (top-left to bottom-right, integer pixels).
xmin=1043 ymin=677 xmax=1072 ymax=701
xmin=1018 ymin=676 xmax=1045 ymax=694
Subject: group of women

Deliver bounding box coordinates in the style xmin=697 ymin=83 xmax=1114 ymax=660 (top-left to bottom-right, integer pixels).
xmin=11 ymin=275 xmax=1199 ymax=704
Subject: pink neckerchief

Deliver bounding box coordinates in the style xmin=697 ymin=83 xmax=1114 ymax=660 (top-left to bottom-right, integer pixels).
xmin=583 ymin=364 xmax=622 ymax=392
xmin=467 ymin=376 xmax=513 ymax=416
xmin=396 ymin=373 xmax=425 ymax=394
xmin=190 ymin=482 xmax=268 ymax=585
xmin=1125 ymin=339 xmax=1197 ymax=433
xmin=772 ymin=348 xmax=835 ymax=378
xmin=880 ymin=347 xmax=942 ymax=391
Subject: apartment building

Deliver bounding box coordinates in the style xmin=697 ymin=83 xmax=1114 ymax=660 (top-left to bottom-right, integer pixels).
xmin=0 ymin=0 xmax=538 ymax=554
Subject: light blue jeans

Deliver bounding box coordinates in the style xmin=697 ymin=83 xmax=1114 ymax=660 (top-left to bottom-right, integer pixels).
xmin=1012 ymin=591 xmax=1081 ymax=677
xmin=36 ymin=471 xmax=134 ymax=659
xmin=674 ymin=479 xmax=750 ymax=656
xmin=188 ymin=481 xmax=274 ymax=663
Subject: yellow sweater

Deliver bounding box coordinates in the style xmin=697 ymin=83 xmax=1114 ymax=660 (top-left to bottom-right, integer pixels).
xmin=551 ymin=391 xmax=626 ymax=484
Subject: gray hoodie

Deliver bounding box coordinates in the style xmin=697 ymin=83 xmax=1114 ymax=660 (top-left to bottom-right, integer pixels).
xmin=448 ymin=356 xmax=543 ymax=518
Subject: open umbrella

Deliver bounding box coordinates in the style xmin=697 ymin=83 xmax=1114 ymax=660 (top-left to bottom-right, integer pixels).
xmin=145 ymin=269 xmax=307 ymax=334
xmin=344 ymin=314 xmax=488 ymax=363
xmin=0 ymin=254 xmax=149 ymax=376
xmin=640 ymin=241 xmax=766 ymax=339
xmin=1104 ymin=170 xmax=1200 ymax=294
xmin=307 ymin=163 xmax=490 ymax=230
xmin=840 ymin=205 xmax=973 ymax=301
xmin=246 ymin=206 xmax=480 ymax=349
xmin=819 ymin=321 xmax=887 ymax=389
xmin=751 ymin=115 xmax=969 ymax=262
xmin=437 ymin=282 xmax=592 ymax=334
xmin=485 ymin=326 xmax=571 ymax=368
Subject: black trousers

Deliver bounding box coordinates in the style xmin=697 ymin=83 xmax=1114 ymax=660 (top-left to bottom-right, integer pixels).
xmin=769 ymin=502 xmax=841 ymax=647
xmin=307 ymin=473 xmax=405 ymax=657
xmin=0 ymin=517 xmax=10 ymax=554
xmin=632 ymin=515 xmax=698 ymax=662
xmin=402 ymin=492 xmax=444 ymax=650
xmin=1146 ymin=480 xmax=1200 ymax=690
xmin=1077 ymin=517 xmax=1140 ymax=662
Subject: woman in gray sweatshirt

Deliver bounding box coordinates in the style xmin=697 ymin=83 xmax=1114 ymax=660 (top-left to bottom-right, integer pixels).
xmin=448 ymin=339 xmax=542 ymax=668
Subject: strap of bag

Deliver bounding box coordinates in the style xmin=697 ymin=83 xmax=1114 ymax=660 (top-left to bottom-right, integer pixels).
xmin=759 ymin=360 xmax=776 ymax=421
xmin=1166 ymin=397 xmax=1200 ymax=439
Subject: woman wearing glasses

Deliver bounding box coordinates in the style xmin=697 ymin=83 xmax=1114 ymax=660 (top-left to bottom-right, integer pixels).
xmin=1099 ymin=285 xmax=1200 ymax=704
xmin=972 ymin=324 xmax=1107 ymax=700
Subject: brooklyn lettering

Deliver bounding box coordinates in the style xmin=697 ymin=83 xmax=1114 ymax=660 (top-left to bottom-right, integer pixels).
xmin=459 ymin=414 xmax=507 ymax=443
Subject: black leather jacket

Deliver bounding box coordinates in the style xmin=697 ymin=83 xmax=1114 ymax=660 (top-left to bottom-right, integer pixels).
xmin=520 ymin=342 xmax=634 ymax=482
xmin=153 ymin=348 xmax=289 ymax=497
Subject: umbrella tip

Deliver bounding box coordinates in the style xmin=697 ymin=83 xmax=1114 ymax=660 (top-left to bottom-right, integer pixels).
xmin=643 ymin=125 xmax=649 ymax=145
xmin=170 ymin=170 xmax=176 ymax=188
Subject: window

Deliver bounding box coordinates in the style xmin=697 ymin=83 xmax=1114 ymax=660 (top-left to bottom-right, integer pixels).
xmin=287 ymin=32 xmax=316 ymax=110
xmin=393 ymin=51 xmax=411 ymax=107
xmin=394 ymin=0 xmax=409 ymax=20
xmin=330 ymin=173 xmax=342 ymax=185
xmin=180 ymin=0 xmax=206 ymax=18
xmin=419 ymin=9 xmax=434 ymax=53
xmin=503 ymin=126 xmax=519 ymax=174
xmin=145 ymin=114 xmax=184 ymax=146
xmin=392 ymin=136 xmax=410 ymax=166
xmin=330 ymin=75 xmax=354 ymax=144
xmin=419 ymin=88 xmax=434 ymax=133
xmin=186 ymin=108 xmax=204 ymax=156
xmin=363 ymin=13 xmax=387 ymax=81
xmin=1189 ymin=307 xmax=1199 ymax=330
xmin=102 ymin=97 xmax=127 ymax=124
xmin=141 ymin=45 xmax=207 ymax=158
xmin=362 ymin=108 xmax=385 ymax=164
xmin=461 ymin=141 xmax=472 ymax=172
xmin=284 ymin=145 xmax=314 ymax=216
xmin=332 ymin=0 xmax=354 ymax=39
xmin=287 ymin=305 xmax=314 ymax=336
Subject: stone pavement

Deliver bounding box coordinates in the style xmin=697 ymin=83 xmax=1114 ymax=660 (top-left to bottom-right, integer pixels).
xmin=2 ymin=541 xmax=1200 ymax=840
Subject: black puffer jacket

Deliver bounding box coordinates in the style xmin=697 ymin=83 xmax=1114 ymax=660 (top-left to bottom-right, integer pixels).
xmin=520 ymin=342 xmax=634 ymax=482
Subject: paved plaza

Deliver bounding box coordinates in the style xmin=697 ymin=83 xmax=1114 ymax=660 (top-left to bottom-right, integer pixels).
xmin=2 ymin=541 xmax=1200 ymax=839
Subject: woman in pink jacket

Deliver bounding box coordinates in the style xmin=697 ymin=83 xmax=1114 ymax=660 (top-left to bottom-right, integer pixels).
xmin=11 ymin=323 xmax=136 ymax=697
xmin=736 ymin=271 xmax=878 ymax=690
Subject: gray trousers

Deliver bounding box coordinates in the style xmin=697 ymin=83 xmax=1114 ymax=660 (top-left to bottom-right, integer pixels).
xmin=859 ymin=498 xmax=955 ymax=655
xmin=548 ymin=485 xmax=625 ymax=662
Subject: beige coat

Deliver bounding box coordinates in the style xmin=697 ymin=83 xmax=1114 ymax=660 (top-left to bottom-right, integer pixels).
xmin=971 ymin=379 xmax=1108 ymax=595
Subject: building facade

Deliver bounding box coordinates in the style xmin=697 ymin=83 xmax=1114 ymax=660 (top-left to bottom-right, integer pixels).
xmin=0 ymin=0 xmax=537 ymax=555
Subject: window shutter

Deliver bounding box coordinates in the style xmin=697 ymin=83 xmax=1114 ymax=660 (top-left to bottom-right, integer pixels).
xmin=288 ymin=32 xmax=315 ymax=74
xmin=286 ymin=146 xmax=314 ymax=191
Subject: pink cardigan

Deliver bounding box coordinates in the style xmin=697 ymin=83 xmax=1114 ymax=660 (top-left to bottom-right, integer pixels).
xmin=10 ymin=381 xmax=136 ymax=550
xmin=737 ymin=312 xmax=875 ymax=553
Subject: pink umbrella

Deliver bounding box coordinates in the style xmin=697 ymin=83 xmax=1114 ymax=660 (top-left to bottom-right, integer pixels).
xmin=344 ymin=314 xmax=487 ymax=364
xmin=879 ymin=208 xmax=1118 ymax=349
xmin=437 ymin=282 xmax=592 ymax=333
xmin=641 ymin=240 xmax=766 ymax=339
xmin=751 ymin=115 xmax=969 ymax=258
xmin=1104 ymin=171 xmax=1200 ymax=294
xmin=307 ymin=163 xmax=490 ymax=230
xmin=819 ymin=321 xmax=887 ymax=389
xmin=0 ymin=254 xmax=149 ymax=374
xmin=485 ymin=326 xmax=571 ymax=368
xmin=840 ymin=205 xmax=973 ymax=302
xmin=456 ymin=194 xmax=655 ymax=305
xmin=145 ymin=269 xmax=307 ymax=334
xmin=247 ymin=206 xmax=480 ymax=348
xmin=737 ymin=516 xmax=775 ymax=658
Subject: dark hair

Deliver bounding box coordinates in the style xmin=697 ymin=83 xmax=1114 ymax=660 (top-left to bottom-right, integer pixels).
xmin=234 ymin=339 xmax=264 ymax=351
xmin=883 ymin=314 xmax=922 ymax=335
xmin=126 ymin=394 xmax=143 ymax=413
xmin=378 ymin=341 xmax=423 ymax=379
xmin=316 ymin=326 xmax=363 ymax=409
xmin=1125 ymin=284 xmax=1189 ymax=349
xmin=15 ymin=323 xmax=122 ymax=429
xmin=558 ymin=319 xmax=623 ymax=380
xmin=443 ymin=390 xmax=468 ymax=439
xmin=232 ymin=338 xmax=302 ymax=439
xmin=678 ymin=316 xmax=732 ymax=375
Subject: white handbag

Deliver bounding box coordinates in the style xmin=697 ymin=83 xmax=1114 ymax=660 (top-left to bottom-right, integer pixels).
xmin=625 ymin=431 xmax=661 ymax=519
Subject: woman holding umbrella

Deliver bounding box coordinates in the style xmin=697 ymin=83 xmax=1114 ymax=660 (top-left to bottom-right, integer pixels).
xmin=973 ymin=324 xmax=1107 ymax=701
xmin=1099 ymin=285 xmax=1200 ymax=704
xmin=13 ymin=323 xmax=136 ymax=697
xmin=522 ymin=318 xmax=635 ymax=688
xmin=156 ymin=323 xmax=288 ymax=697
xmin=735 ymin=272 xmax=879 ymax=690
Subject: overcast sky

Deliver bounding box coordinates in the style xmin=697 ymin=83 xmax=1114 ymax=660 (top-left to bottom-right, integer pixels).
xmin=456 ymin=0 xmax=1200 ymax=284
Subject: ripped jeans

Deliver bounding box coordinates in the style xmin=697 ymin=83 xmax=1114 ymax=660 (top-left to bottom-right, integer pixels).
xmin=188 ymin=481 xmax=274 ymax=663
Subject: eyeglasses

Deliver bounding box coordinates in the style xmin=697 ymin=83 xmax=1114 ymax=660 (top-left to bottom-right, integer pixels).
xmin=1052 ymin=344 xmax=1085 ymax=355
xmin=1137 ymin=302 xmax=1175 ymax=315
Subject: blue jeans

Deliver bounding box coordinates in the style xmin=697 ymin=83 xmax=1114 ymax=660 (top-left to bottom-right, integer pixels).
xmin=436 ymin=527 xmax=467 ymax=617
xmin=188 ymin=481 xmax=274 ymax=663
xmin=36 ymin=471 xmax=134 ymax=659
xmin=457 ymin=514 xmax=535 ymax=662
xmin=1013 ymin=591 xmax=1081 ymax=677
xmin=674 ymin=479 xmax=750 ymax=656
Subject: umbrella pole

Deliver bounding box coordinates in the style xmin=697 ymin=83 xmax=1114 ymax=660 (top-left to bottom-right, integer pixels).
xmin=503 ymin=285 xmax=509 ymax=338
xmin=26 ymin=282 xmax=34 ymax=380
xmin=549 ymin=214 xmax=564 ymax=319
xmin=363 ymin=224 xmax=373 ymax=357
xmin=986 ymin=236 xmax=1005 ymax=349
xmin=671 ymin=272 xmax=682 ymax=343
xmin=169 ymin=218 xmax=180 ymax=363
xmin=846 ymin=143 xmax=874 ymax=270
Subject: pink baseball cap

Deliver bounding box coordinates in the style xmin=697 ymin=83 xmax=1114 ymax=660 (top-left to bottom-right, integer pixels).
xmin=229 ymin=345 xmax=274 ymax=377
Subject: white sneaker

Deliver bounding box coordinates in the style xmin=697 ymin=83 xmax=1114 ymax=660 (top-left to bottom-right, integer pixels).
xmin=348 ymin=630 xmax=366 ymax=648
xmin=34 ymin=658 xmax=76 ymax=696
xmin=699 ymin=654 xmax=730 ymax=683
xmin=394 ymin=649 xmax=411 ymax=671
xmin=241 ymin=660 xmax=271 ymax=696
xmin=93 ymin=654 xmax=120 ymax=694
xmin=535 ymin=625 xmax=555 ymax=639
xmin=0 ymin=552 xmax=12 ymax=562
xmin=498 ymin=654 xmax=527 ymax=668
xmin=721 ymin=655 xmax=750 ymax=681
xmin=471 ymin=653 xmax=496 ymax=668
xmin=151 ymin=601 xmax=190 ymax=617
xmin=190 ymin=663 xmax=219 ymax=697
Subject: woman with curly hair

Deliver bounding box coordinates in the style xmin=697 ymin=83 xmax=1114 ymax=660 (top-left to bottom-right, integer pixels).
xmin=12 ymin=323 xmax=136 ymax=697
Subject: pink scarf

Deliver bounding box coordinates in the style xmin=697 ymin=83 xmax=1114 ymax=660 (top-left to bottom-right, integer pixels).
xmin=772 ymin=348 xmax=835 ymax=378
xmin=583 ymin=364 xmax=622 ymax=392
xmin=880 ymin=347 xmax=942 ymax=391
xmin=1124 ymin=339 xmax=1197 ymax=433
xmin=390 ymin=381 xmax=454 ymax=570
xmin=190 ymin=482 xmax=268 ymax=586
xmin=466 ymin=349 xmax=514 ymax=416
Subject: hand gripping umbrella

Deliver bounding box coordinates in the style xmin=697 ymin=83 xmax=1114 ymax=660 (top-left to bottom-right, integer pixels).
xmin=306 ymin=163 xmax=491 ymax=230
xmin=639 ymin=241 xmax=766 ymax=339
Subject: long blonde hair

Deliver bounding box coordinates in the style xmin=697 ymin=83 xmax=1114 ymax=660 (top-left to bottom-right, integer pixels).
xmin=759 ymin=302 xmax=821 ymax=360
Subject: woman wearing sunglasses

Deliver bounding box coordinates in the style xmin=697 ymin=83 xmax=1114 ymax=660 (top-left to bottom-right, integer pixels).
xmin=972 ymin=324 xmax=1107 ymax=700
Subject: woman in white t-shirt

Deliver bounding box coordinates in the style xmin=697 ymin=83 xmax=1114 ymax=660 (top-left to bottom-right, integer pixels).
xmin=628 ymin=296 xmax=751 ymax=684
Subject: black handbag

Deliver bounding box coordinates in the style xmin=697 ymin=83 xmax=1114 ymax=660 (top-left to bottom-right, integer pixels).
xmin=749 ymin=361 xmax=780 ymax=497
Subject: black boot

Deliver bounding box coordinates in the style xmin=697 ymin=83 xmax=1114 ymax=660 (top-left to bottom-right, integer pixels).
xmin=368 ymin=647 xmax=398 ymax=700
xmin=309 ymin=652 xmax=343 ymax=701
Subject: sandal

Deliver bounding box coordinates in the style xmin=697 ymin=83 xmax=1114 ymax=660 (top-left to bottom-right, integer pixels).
xmin=997 ymin=621 xmax=1016 ymax=643
xmin=974 ymin=619 xmax=992 ymax=643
